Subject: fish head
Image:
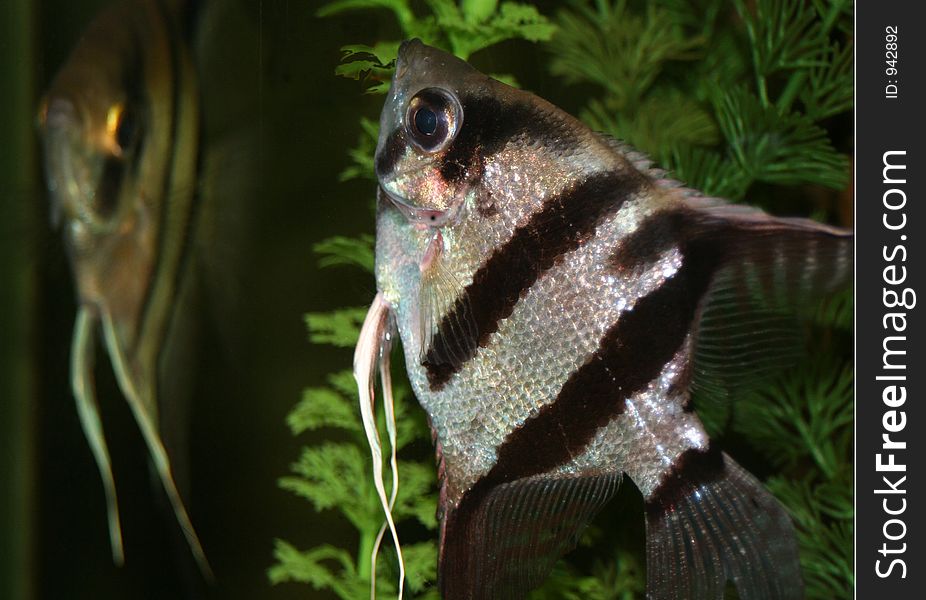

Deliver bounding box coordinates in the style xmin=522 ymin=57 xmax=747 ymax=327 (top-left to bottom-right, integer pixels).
xmin=376 ymin=39 xmax=597 ymax=229
xmin=374 ymin=39 xmax=483 ymax=227
xmin=41 ymin=62 xmax=140 ymax=237
xmin=38 ymin=0 xmax=183 ymax=324
xmin=375 ymin=40 xmax=621 ymax=231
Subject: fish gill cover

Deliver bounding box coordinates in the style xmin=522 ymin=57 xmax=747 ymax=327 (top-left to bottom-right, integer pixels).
xmin=269 ymin=1 xmax=853 ymax=598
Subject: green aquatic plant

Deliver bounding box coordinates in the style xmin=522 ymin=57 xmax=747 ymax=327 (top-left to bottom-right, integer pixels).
xmin=272 ymin=1 xmax=853 ymax=598
xmin=268 ymin=232 xmax=439 ymax=597
xmin=549 ymin=0 xmax=852 ymax=201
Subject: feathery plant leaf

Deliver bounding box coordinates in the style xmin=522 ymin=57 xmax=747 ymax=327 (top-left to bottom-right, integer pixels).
xmin=669 ymin=145 xmax=751 ymax=199
xmin=768 ymin=474 xmax=854 ymax=599
xmin=582 ymin=92 xmax=718 ymax=164
xmin=531 ymin=546 xmax=645 ymax=600
xmin=313 ymin=235 xmax=375 ymax=270
xmin=734 ymin=0 xmax=826 ymax=78
xmin=288 ymin=388 xmax=357 ymax=436
xmin=800 ymin=42 xmax=853 ymax=120
xmin=734 ymin=356 xmax=853 ymax=599
xmin=429 ymin=0 xmax=556 ymax=60
xmin=549 ymin=0 xmax=704 ymax=109
xmin=551 ymin=0 xmax=852 ymax=202
xmin=280 ymin=442 xmax=379 ymax=525
xmin=304 ymin=307 xmax=369 ymax=348
xmin=340 ymin=118 xmax=380 ymax=181
xmin=713 ymin=86 xmax=848 ymax=189
xmin=737 ymin=359 xmax=852 ymax=477
xmin=321 ymin=0 xmax=555 ymax=89
xmin=810 ymin=288 xmax=853 ymax=331
xmin=401 ymin=541 xmax=441 ymax=598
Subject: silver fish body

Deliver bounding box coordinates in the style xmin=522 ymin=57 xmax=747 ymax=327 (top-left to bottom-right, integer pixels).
xmin=38 ymin=0 xmax=210 ymax=578
xmin=358 ymin=40 xmax=852 ymax=599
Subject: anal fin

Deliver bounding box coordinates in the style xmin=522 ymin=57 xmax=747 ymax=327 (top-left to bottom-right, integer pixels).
xmin=440 ymin=472 xmax=620 ymax=600
xmin=644 ymin=449 xmax=801 ymax=600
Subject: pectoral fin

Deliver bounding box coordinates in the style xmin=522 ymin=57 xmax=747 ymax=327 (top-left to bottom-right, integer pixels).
xmin=418 ymin=231 xmax=478 ymax=375
xmin=70 ymin=307 xmax=124 ymax=565
xmin=439 ymin=472 xmax=620 ymax=600
xmin=644 ymin=448 xmax=801 ymax=600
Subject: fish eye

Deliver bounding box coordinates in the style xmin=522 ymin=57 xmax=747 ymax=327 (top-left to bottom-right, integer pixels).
xmin=415 ymin=107 xmax=438 ymax=136
xmin=405 ymin=88 xmax=460 ymax=153
xmin=116 ymin=107 xmax=138 ymax=151
xmin=106 ymin=102 xmax=139 ymax=156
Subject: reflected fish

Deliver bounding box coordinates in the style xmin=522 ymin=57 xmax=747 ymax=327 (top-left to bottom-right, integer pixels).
xmin=38 ymin=0 xmax=211 ymax=578
xmin=355 ymin=40 xmax=852 ymax=599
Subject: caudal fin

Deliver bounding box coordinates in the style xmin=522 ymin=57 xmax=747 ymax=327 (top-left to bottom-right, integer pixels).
xmin=644 ymin=449 xmax=801 ymax=600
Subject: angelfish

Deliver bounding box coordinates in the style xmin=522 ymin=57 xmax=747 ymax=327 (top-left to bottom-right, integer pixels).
xmin=355 ymin=41 xmax=852 ymax=599
xmin=38 ymin=0 xmax=211 ymax=578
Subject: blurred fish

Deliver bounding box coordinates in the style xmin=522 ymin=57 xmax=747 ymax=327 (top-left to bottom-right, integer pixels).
xmin=37 ymin=0 xmax=211 ymax=578
xmin=356 ymin=40 xmax=853 ymax=599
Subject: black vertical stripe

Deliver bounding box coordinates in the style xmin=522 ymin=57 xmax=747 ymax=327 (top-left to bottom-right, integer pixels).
xmin=644 ymin=444 xmax=724 ymax=518
xmin=608 ymin=209 xmax=691 ymax=273
xmin=483 ymin=238 xmax=723 ymax=486
xmin=425 ymin=170 xmax=647 ymax=389
xmin=438 ymin=95 xmax=573 ymax=184
xmin=439 ymin=238 xmax=726 ymax=597
xmin=374 ymin=128 xmax=405 ymax=178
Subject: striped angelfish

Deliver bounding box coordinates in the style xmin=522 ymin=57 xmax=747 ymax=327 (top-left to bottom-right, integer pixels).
xmin=38 ymin=0 xmax=210 ymax=578
xmin=356 ymin=41 xmax=852 ymax=600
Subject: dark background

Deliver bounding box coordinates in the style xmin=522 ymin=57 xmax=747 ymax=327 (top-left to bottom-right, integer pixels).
xmin=0 ymin=1 xmax=560 ymax=598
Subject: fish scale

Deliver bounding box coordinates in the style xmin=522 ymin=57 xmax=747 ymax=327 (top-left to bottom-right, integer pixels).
xmin=567 ymin=339 xmax=709 ymax=496
xmin=357 ymin=39 xmax=851 ymax=600
xmin=399 ymin=206 xmax=681 ymax=499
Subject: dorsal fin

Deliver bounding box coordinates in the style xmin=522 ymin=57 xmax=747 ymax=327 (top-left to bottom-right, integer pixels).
xmin=598 ymin=130 xmax=852 ymax=400
xmin=595 ymin=132 xmax=683 ymax=189
xmin=683 ymin=196 xmax=852 ymax=400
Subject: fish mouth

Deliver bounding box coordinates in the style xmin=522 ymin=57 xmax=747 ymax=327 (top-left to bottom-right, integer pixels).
xmin=378 ymin=184 xmax=464 ymax=229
